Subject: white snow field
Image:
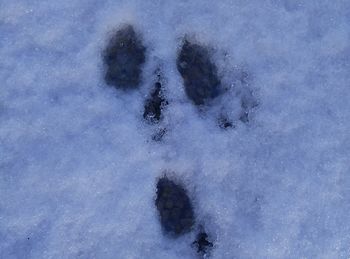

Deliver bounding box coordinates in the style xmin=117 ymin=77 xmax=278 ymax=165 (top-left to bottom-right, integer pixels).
xmin=1 ymin=0 xmax=350 ymax=258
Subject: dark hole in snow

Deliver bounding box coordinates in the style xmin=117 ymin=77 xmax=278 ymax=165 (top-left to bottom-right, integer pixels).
xmin=155 ymin=176 xmax=195 ymax=237
xmin=103 ymin=24 xmax=146 ymax=89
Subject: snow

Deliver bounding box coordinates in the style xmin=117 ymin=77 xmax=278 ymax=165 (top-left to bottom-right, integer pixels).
xmin=1 ymin=0 xmax=350 ymax=258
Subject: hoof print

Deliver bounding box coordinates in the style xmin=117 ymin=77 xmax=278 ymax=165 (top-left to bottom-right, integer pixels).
xmin=177 ymin=39 xmax=221 ymax=106
xmin=103 ymin=25 xmax=146 ymax=89
xmin=192 ymin=231 xmax=213 ymax=255
xmin=155 ymin=176 xmax=195 ymax=237
xmin=144 ymin=81 xmax=167 ymax=123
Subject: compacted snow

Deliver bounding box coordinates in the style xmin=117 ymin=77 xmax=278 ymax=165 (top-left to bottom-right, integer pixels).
xmin=1 ymin=0 xmax=350 ymax=258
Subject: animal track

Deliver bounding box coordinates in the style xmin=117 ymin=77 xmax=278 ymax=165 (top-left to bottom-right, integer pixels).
xmin=192 ymin=230 xmax=214 ymax=255
xmin=143 ymin=76 xmax=167 ymax=124
xmin=218 ymin=115 xmax=234 ymax=129
xmin=155 ymin=176 xmax=195 ymax=236
xmin=177 ymin=39 xmax=221 ymax=106
xmin=103 ymin=25 xmax=146 ymax=89
xmin=102 ymin=24 xmax=257 ymax=257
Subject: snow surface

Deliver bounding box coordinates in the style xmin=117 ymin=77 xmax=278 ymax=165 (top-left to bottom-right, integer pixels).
xmin=1 ymin=0 xmax=350 ymax=258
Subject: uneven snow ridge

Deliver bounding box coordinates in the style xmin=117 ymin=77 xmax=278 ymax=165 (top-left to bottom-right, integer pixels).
xmin=1 ymin=1 xmax=350 ymax=258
